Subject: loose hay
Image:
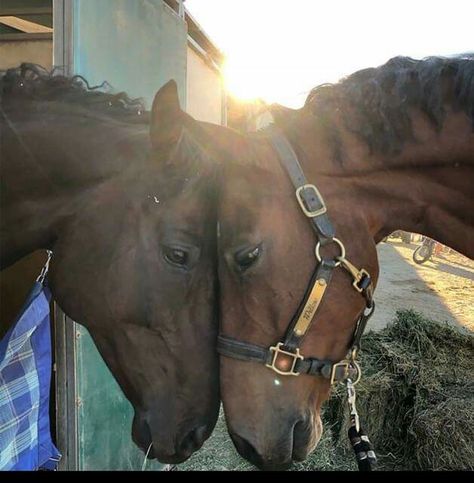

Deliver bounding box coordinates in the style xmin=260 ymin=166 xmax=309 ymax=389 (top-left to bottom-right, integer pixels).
xmin=178 ymin=310 xmax=474 ymax=471
xmin=324 ymin=310 xmax=474 ymax=471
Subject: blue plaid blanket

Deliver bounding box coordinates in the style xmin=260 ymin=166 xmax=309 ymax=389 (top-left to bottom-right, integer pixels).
xmin=0 ymin=281 xmax=61 ymax=471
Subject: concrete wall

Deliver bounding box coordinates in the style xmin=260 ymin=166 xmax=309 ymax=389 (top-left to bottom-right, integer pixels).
xmin=186 ymin=46 xmax=224 ymax=124
xmin=0 ymin=39 xmax=53 ymax=70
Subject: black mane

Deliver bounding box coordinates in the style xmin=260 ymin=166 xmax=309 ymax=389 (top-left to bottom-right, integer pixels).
xmin=304 ymin=54 xmax=474 ymax=154
xmin=0 ymin=63 xmax=149 ymax=123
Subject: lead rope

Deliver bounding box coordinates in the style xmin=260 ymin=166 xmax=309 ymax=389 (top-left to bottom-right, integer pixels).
xmin=346 ymin=377 xmax=377 ymax=471
xmin=344 ymin=287 xmax=377 ymax=471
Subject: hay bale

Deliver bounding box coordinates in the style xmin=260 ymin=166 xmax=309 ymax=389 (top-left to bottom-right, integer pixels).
xmin=320 ymin=310 xmax=474 ymax=471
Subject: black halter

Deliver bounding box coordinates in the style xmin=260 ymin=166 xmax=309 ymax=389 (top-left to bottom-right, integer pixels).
xmin=217 ymin=128 xmax=375 ymax=384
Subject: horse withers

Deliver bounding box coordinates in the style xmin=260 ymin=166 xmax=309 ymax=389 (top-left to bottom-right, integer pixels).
xmin=0 ymin=65 xmax=219 ymax=463
xmin=215 ymin=54 xmax=474 ymax=469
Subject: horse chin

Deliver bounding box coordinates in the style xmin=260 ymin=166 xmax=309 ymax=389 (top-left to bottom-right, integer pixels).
xmin=132 ymin=432 xmax=195 ymax=465
xmin=146 ymin=449 xmax=193 ymax=465
xmin=132 ymin=411 xmax=214 ymax=465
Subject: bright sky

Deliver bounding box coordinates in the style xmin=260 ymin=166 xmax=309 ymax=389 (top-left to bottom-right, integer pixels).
xmin=185 ymin=0 xmax=474 ymax=107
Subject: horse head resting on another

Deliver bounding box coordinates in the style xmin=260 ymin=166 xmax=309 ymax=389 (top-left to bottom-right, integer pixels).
xmin=0 ymin=65 xmax=220 ymax=463
xmin=215 ymin=54 xmax=474 ymax=469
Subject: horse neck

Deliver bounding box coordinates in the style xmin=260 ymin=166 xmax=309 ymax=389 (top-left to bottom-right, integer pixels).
xmin=0 ymin=102 xmax=148 ymax=269
xmin=294 ymin=109 xmax=474 ymax=258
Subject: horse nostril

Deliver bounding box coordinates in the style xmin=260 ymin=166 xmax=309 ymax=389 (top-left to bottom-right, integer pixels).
xmin=229 ymin=432 xmax=262 ymax=467
xmin=192 ymin=424 xmax=208 ymax=447
xmin=179 ymin=424 xmax=208 ymax=454
xmin=132 ymin=414 xmax=153 ymax=454
xmin=292 ymin=416 xmax=319 ymax=462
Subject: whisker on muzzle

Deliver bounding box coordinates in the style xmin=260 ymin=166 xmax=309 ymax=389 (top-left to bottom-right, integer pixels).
xmin=141 ymin=442 xmax=153 ymax=471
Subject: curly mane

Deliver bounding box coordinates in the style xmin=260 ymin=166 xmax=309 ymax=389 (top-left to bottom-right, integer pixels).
xmin=304 ymin=54 xmax=474 ymax=154
xmin=0 ymin=63 xmax=149 ymax=123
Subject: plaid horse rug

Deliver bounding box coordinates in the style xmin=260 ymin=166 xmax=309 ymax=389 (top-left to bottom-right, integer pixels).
xmin=0 ymin=281 xmax=61 ymax=471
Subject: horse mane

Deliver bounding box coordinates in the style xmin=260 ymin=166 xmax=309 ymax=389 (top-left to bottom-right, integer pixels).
xmin=304 ymin=54 xmax=474 ymax=155
xmin=0 ymin=63 xmax=149 ymax=124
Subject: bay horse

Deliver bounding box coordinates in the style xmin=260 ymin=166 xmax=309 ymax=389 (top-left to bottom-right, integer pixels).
xmin=215 ymin=54 xmax=474 ymax=469
xmin=0 ymin=65 xmax=220 ymax=464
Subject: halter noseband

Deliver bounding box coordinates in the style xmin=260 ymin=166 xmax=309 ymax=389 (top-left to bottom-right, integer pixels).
xmin=217 ymin=128 xmax=376 ymax=385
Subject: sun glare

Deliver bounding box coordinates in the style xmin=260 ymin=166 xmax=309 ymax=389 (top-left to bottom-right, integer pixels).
xmin=223 ymin=58 xmax=261 ymax=102
xmin=186 ymin=0 xmax=474 ymax=108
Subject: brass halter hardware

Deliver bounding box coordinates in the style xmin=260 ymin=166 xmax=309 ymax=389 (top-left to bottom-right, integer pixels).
xmin=330 ymin=357 xmax=362 ymax=386
xmin=315 ymin=238 xmax=345 ymax=267
xmin=295 ymin=184 xmax=327 ymax=217
xmin=266 ymin=343 xmax=303 ymax=376
xmin=338 ymin=257 xmax=371 ymax=293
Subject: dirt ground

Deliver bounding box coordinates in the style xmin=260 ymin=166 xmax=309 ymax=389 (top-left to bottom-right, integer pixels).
xmin=373 ymin=240 xmax=473 ymax=333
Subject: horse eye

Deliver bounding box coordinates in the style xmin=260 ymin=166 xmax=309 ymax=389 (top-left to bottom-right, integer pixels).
xmin=234 ymin=245 xmax=262 ymax=271
xmin=163 ymin=247 xmax=189 ymax=267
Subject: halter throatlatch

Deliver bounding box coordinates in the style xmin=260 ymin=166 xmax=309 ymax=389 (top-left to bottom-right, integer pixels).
xmin=216 ymin=127 xmax=377 ymax=469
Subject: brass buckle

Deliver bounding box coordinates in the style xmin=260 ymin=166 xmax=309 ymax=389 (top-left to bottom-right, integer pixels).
xmin=296 ymin=184 xmax=327 ymax=218
xmin=338 ymin=257 xmax=371 ymax=294
xmin=352 ymin=268 xmax=370 ymax=293
xmin=330 ymin=360 xmax=361 ymax=385
xmin=266 ymin=343 xmax=303 ymax=376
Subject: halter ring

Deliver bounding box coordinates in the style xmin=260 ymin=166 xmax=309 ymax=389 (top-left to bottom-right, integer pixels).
xmin=330 ymin=359 xmax=361 ymax=385
xmin=315 ymin=237 xmax=346 ymax=267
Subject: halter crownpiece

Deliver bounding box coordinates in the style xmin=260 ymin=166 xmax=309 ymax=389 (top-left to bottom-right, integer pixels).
xmin=217 ymin=127 xmax=375 ymax=384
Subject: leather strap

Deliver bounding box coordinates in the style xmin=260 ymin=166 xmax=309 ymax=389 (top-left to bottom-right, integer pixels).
xmin=269 ymin=128 xmax=336 ymax=243
xmin=216 ymin=335 xmax=358 ymax=382
xmin=350 ymin=302 xmax=375 ymax=355
xmin=217 ymin=336 xmax=270 ymax=365
xmin=282 ymin=260 xmax=335 ymax=350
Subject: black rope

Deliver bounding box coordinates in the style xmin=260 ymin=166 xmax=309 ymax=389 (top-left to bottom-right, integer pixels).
xmin=348 ymin=421 xmax=377 ymax=471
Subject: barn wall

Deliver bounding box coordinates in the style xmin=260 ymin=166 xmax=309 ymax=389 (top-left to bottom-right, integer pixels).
xmin=0 ymin=39 xmax=53 ymax=71
xmin=186 ymin=46 xmax=224 ymax=124
xmin=73 ymin=0 xmax=187 ymax=108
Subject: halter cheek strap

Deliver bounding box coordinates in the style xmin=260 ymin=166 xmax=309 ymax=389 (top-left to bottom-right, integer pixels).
xmin=216 ymin=127 xmax=376 ymax=384
xmin=270 ymin=132 xmax=335 ymax=243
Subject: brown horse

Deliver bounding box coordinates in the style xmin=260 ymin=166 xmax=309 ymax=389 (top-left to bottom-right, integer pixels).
xmin=215 ymin=55 xmax=474 ymax=469
xmin=0 ymin=65 xmax=220 ymax=463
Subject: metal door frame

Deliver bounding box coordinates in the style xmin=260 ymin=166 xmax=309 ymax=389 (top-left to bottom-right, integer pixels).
xmin=52 ymin=1 xmax=77 ymax=469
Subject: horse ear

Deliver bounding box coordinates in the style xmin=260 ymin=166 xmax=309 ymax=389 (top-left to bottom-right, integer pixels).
xmin=150 ymin=80 xmax=184 ymax=151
